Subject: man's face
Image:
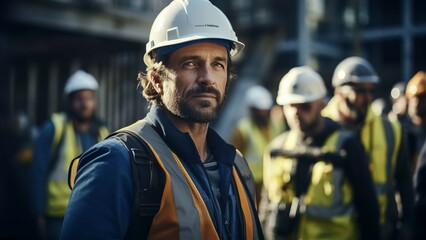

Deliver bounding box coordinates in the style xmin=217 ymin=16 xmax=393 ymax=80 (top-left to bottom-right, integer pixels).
xmin=392 ymin=96 xmax=408 ymax=117
xmin=339 ymin=82 xmax=375 ymax=121
xmin=250 ymin=108 xmax=271 ymax=126
xmin=69 ymin=90 xmax=96 ymax=122
xmin=408 ymin=94 xmax=426 ymax=122
xmin=159 ymin=42 xmax=228 ymax=123
xmin=283 ymin=99 xmax=324 ymax=133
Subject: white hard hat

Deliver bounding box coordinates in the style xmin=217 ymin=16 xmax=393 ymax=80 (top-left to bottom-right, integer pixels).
xmin=64 ymin=70 xmax=99 ymax=95
xmin=144 ymin=0 xmax=244 ymax=65
xmin=390 ymin=82 xmax=406 ymax=100
xmin=245 ymin=85 xmax=273 ymax=110
xmin=277 ymin=66 xmax=327 ymax=105
xmin=332 ymin=56 xmax=379 ymax=87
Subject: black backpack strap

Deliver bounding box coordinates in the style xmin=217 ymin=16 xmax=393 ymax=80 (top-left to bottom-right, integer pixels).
xmin=68 ymin=128 xmax=165 ymax=239
xmin=106 ymin=130 xmax=165 ymax=240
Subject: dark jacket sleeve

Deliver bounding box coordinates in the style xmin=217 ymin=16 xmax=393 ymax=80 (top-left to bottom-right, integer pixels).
xmin=393 ymin=133 xmax=414 ymax=230
xmin=414 ymin=142 xmax=426 ymax=239
xmin=61 ymin=138 xmax=134 ymax=239
xmin=342 ymin=135 xmax=380 ymax=239
xmin=31 ymin=120 xmax=54 ymax=216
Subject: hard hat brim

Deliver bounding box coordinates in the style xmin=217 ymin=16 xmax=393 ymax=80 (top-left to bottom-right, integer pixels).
xmin=144 ymin=35 xmax=244 ymax=65
xmin=277 ymin=93 xmax=325 ymax=105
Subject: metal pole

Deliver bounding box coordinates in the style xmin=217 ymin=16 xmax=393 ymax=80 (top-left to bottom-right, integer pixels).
xmin=402 ymin=0 xmax=412 ymax=83
xmin=352 ymin=0 xmax=362 ymax=56
xmin=298 ymin=0 xmax=309 ymax=65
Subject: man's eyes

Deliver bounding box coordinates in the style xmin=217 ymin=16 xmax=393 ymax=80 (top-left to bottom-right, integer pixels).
xmin=213 ymin=62 xmax=225 ymax=69
xmin=180 ymin=60 xmax=226 ymax=70
xmin=182 ymin=61 xmax=197 ymax=68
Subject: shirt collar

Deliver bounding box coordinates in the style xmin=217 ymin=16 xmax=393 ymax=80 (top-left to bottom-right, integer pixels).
xmin=145 ymin=105 xmax=235 ymax=165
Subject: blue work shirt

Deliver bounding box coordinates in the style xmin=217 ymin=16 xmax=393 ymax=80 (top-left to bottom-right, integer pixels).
xmin=61 ymin=105 xmax=244 ymax=239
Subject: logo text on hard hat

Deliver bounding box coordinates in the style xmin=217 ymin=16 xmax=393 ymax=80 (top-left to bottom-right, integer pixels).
xmin=195 ymin=24 xmax=219 ymax=28
xmin=293 ymin=83 xmax=299 ymax=92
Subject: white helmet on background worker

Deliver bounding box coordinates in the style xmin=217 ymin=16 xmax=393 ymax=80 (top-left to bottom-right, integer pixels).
xmin=276 ymin=66 xmax=327 ymax=105
xmin=245 ymin=85 xmax=273 ymax=110
xmin=64 ymin=70 xmax=99 ymax=95
xmin=390 ymin=82 xmax=406 ymax=101
xmin=332 ymin=56 xmax=379 ymax=87
xmin=144 ymin=0 xmax=244 ymax=65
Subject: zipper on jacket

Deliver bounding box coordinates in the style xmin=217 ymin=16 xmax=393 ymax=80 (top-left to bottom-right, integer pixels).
xmin=223 ymin=218 xmax=232 ymax=239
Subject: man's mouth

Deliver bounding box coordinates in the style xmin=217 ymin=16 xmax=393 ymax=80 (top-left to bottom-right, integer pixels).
xmin=191 ymin=93 xmax=217 ymax=99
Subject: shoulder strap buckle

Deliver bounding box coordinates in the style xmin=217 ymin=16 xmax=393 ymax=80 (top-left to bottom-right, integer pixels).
xmin=130 ymin=147 xmax=163 ymax=217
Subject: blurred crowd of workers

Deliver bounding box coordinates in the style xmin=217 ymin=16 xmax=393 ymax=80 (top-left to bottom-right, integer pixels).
xmin=1 ymin=0 xmax=426 ymax=238
xmin=231 ymin=60 xmax=426 ymax=239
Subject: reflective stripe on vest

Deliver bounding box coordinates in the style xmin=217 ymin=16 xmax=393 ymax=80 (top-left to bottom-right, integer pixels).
xmin=122 ymin=120 xmax=259 ymax=240
xmin=360 ymin=112 xmax=401 ymax=224
xmin=266 ymin=129 xmax=358 ymax=239
xmin=324 ymin=100 xmax=402 ymax=225
xmin=47 ymin=113 xmax=108 ymax=217
xmin=237 ymin=118 xmax=283 ymax=182
xmin=282 ymin=130 xmax=355 ymax=218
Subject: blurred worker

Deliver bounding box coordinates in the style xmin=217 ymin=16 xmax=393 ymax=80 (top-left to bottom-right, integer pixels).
xmin=388 ymin=82 xmax=408 ymax=123
xmin=262 ymin=66 xmax=379 ymax=240
xmin=61 ymin=0 xmax=263 ymax=239
xmin=405 ymin=71 xmax=426 ymax=169
xmin=32 ymin=70 xmax=108 ymax=239
xmin=0 ymin=109 xmax=38 ymax=238
xmin=323 ymin=56 xmax=414 ymax=239
xmin=230 ymin=85 xmax=284 ymax=204
xmin=371 ymin=98 xmax=387 ymax=117
xmin=413 ymin=141 xmax=426 ymax=239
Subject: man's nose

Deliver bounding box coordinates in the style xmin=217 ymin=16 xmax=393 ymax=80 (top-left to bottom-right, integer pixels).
xmin=197 ymin=65 xmax=215 ymax=86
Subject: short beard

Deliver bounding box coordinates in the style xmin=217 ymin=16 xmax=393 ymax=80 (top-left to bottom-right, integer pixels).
xmin=252 ymin=112 xmax=269 ymax=127
xmin=72 ymin=112 xmax=94 ymax=124
xmin=162 ymin=85 xmax=224 ymax=123
xmin=300 ymin=117 xmax=320 ymax=134
xmin=299 ymin=108 xmax=322 ymax=134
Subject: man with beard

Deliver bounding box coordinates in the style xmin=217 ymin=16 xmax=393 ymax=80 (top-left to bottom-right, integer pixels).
xmin=405 ymin=71 xmax=426 ymax=170
xmin=405 ymin=72 xmax=426 ymax=240
xmin=230 ymin=85 xmax=284 ymax=205
xmin=32 ymin=70 xmax=108 ymax=239
xmin=322 ymin=57 xmax=414 ymax=240
xmin=262 ymin=66 xmax=379 ymax=240
xmin=61 ymin=0 xmax=262 ymax=239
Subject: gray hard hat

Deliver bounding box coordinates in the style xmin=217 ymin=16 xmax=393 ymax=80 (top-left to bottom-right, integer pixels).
xmin=332 ymin=56 xmax=379 ymax=87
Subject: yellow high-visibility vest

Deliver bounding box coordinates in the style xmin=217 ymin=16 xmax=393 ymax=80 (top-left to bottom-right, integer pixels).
xmin=323 ymin=96 xmax=401 ymax=225
xmin=236 ymin=118 xmax=284 ymax=182
xmin=47 ymin=113 xmax=108 ymax=217
xmin=264 ymin=129 xmax=358 ymax=240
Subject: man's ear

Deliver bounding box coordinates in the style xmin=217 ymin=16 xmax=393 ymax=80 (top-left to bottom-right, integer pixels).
xmin=150 ymin=72 xmax=163 ymax=95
